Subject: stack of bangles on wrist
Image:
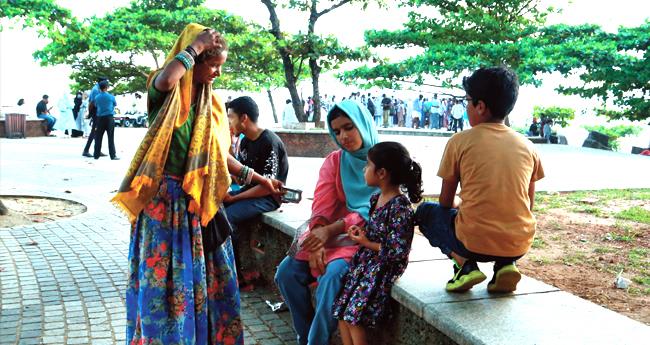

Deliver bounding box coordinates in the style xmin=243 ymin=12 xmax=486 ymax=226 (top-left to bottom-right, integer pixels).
xmin=175 ymin=45 xmax=198 ymax=70
xmin=238 ymin=165 xmax=255 ymax=185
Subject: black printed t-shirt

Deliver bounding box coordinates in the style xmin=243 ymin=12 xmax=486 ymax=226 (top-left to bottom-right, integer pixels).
xmin=238 ymin=129 xmax=289 ymax=193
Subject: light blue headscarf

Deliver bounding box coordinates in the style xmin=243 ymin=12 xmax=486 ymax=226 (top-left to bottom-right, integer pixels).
xmin=327 ymin=100 xmax=380 ymax=221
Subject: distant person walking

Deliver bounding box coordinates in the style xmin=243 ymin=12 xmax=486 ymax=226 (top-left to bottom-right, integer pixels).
xmin=36 ymin=95 xmax=56 ymax=135
xmin=93 ymin=81 xmax=119 ymax=160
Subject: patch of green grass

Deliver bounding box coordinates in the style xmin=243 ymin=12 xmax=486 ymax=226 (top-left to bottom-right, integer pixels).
xmin=615 ymin=206 xmax=650 ymax=224
xmin=532 ymin=237 xmax=546 ymax=249
xmin=563 ymin=251 xmax=587 ymax=266
xmin=628 ymin=248 xmax=650 ymax=292
xmin=565 ymin=189 xmax=650 ymax=202
xmin=529 ymin=255 xmax=552 ymax=265
xmin=546 ymin=219 xmax=562 ymax=231
xmin=535 ymin=189 xmax=650 ymax=215
xmin=594 ymin=247 xmax=615 ymax=254
xmin=607 ymin=225 xmax=642 ymax=242
xmin=571 ymin=205 xmax=606 ymax=217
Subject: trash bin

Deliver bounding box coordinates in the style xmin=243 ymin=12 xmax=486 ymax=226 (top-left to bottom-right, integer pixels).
xmin=4 ymin=113 xmax=27 ymax=138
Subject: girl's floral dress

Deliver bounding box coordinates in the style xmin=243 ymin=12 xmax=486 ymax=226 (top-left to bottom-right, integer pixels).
xmin=333 ymin=193 xmax=414 ymax=327
xmin=126 ymin=175 xmax=243 ymax=345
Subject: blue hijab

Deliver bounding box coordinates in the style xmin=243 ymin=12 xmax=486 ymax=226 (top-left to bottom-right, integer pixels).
xmin=327 ymin=100 xmax=380 ymax=221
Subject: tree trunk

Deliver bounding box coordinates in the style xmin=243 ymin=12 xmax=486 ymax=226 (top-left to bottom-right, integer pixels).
xmin=309 ymin=58 xmax=322 ymax=126
xmin=308 ymin=3 xmax=322 ymax=125
xmin=261 ymin=0 xmax=307 ymax=122
xmin=267 ymin=89 xmax=278 ymax=123
xmin=0 ymin=200 xmax=8 ymax=216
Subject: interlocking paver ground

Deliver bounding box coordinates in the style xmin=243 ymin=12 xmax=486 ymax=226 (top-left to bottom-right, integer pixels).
xmin=0 ymin=131 xmax=296 ymax=344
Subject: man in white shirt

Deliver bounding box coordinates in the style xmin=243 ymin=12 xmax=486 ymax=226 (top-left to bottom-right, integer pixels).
xmin=451 ymin=99 xmax=465 ymax=133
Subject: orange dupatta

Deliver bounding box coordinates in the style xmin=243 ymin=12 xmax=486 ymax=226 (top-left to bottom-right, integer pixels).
xmin=111 ymin=23 xmax=231 ymax=226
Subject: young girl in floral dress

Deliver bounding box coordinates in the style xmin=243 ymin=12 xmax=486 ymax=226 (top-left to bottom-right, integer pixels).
xmin=333 ymin=141 xmax=423 ymax=345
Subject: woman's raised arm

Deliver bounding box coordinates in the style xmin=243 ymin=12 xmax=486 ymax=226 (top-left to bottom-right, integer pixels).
xmin=154 ymin=29 xmax=223 ymax=92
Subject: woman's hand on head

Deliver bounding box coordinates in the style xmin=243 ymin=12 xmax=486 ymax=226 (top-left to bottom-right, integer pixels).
xmin=191 ymin=29 xmax=223 ymax=55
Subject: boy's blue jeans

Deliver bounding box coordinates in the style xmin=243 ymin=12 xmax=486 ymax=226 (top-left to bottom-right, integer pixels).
xmin=275 ymin=256 xmax=348 ymax=345
xmin=415 ymin=202 xmax=522 ymax=264
xmin=224 ymin=190 xmax=278 ymax=234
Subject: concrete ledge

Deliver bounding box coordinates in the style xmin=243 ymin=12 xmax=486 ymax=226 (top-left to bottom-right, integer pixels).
xmin=253 ymin=204 xmax=650 ymax=344
xmin=0 ymin=118 xmax=48 ymax=138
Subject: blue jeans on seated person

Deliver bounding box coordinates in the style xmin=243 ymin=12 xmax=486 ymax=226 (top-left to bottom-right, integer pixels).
xmin=415 ymin=202 xmax=522 ymax=264
xmin=224 ymin=189 xmax=278 ymax=234
xmin=275 ymin=256 xmax=349 ymax=345
xmin=37 ymin=114 xmax=56 ymax=131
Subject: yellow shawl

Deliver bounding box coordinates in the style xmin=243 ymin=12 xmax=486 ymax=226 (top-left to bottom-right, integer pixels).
xmin=111 ymin=23 xmax=231 ymax=226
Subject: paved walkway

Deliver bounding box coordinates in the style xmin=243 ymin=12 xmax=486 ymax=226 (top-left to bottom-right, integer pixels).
xmin=1 ymin=129 xmax=649 ymax=344
xmin=0 ymin=132 xmax=297 ymax=344
xmin=0 ymin=200 xmax=296 ymax=345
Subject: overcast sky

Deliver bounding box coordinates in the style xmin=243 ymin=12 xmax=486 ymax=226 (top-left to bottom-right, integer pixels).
xmin=1 ymin=0 xmax=648 ymax=126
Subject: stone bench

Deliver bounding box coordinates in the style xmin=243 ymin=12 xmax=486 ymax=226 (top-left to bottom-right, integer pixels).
xmin=237 ymin=201 xmax=650 ymax=344
xmin=0 ymin=118 xmax=48 ymax=138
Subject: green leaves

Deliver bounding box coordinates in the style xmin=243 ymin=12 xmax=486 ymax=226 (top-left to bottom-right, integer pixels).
xmin=532 ymin=106 xmax=575 ymax=128
xmin=342 ymin=1 xmax=649 ymax=121
xmin=0 ymin=0 xmax=75 ymax=34
xmin=14 ymin=2 xmax=286 ymax=95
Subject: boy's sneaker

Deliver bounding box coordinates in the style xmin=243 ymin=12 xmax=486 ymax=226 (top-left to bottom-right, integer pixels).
xmin=487 ymin=262 xmax=521 ymax=293
xmin=446 ymin=260 xmax=486 ymax=292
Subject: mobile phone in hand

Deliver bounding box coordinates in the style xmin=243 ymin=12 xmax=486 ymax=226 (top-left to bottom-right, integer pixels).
xmin=281 ymin=187 xmax=302 ymax=203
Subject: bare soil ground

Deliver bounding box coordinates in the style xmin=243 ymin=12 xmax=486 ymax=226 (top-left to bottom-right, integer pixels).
xmin=519 ymin=190 xmax=650 ymax=325
xmin=0 ymin=196 xmax=86 ymax=228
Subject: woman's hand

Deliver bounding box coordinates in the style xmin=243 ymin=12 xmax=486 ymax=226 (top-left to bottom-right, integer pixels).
xmin=308 ymin=247 xmax=326 ymax=276
xmin=301 ymin=225 xmax=330 ymax=251
xmin=348 ymin=225 xmax=369 ymax=246
xmin=190 ymin=29 xmax=223 ymax=55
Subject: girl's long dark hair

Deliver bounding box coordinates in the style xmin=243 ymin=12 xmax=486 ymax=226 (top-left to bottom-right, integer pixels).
xmin=367 ymin=142 xmax=423 ymax=203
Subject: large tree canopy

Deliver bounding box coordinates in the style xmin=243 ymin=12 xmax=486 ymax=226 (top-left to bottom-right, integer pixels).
xmin=3 ymin=0 xmax=287 ymax=96
xmin=342 ymin=0 xmax=649 ymax=121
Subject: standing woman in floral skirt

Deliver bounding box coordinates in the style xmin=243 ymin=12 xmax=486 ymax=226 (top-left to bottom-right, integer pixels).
xmin=113 ymin=23 xmax=281 ymax=345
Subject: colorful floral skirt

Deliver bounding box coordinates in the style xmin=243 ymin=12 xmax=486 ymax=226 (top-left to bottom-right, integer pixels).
xmin=126 ymin=175 xmax=243 ymax=345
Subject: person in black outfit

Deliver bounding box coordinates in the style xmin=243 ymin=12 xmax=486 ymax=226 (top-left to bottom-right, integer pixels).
xmin=224 ymin=96 xmax=289 ymax=287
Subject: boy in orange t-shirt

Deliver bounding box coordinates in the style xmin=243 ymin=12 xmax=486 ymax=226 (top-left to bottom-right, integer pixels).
xmin=416 ymin=67 xmax=545 ymax=293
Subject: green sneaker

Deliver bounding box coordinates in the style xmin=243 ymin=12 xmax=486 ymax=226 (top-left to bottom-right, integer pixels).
xmin=487 ymin=263 xmax=521 ymax=293
xmin=445 ymin=260 xmax=486 ymax=292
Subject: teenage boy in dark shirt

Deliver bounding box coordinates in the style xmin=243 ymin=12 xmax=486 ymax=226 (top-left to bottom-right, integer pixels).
xmin=225 ymin=96 xmax=289 ymax=284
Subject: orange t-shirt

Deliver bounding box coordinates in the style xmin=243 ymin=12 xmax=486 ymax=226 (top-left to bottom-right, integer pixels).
xmin=438 ymin=123 xmax=545 ymax=257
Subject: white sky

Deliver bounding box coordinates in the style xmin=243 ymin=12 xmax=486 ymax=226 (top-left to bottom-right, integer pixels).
xmin=0 ymin=0 xmax=648 ymax=127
